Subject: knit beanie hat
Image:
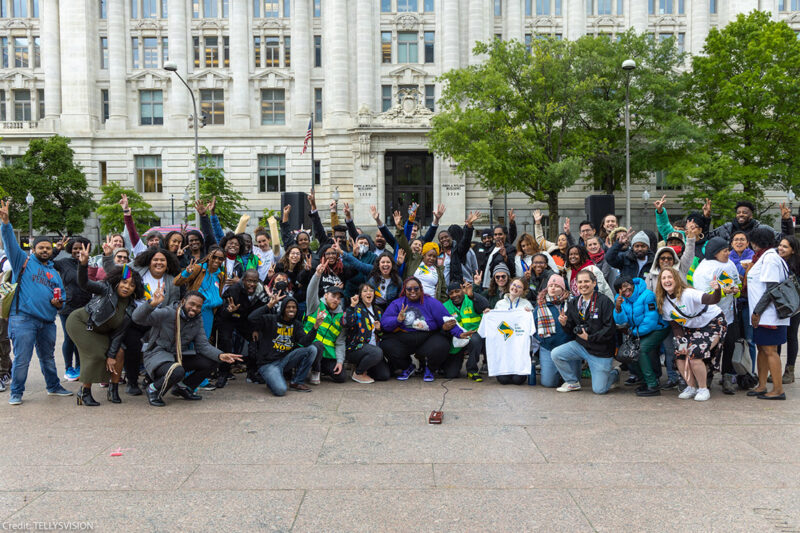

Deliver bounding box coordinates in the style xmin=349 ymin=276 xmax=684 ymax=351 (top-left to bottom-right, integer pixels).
xmin=631 ymin=231 xmax=650 ymax=248
xmin=492 ymin=263 xmax=510 ymax=277
xmin=704 ymin=236 xmax=729 ymax=260
xmin=546 ymin=274 xmax=565 ymax=290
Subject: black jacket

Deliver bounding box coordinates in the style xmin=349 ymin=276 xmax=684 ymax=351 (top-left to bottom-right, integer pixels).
xmin=563 ymin=292 xmax=616 ymax=358
xmin=216 ymin=281 xmax=268 ymax=323
xmin=606 ymin=242 xmax=654 ymax=280
xmin=708 ymin=217 xmax=793 ymax=243
xmin=486 ymin=243 xmax=517 ymax=278
xmin=248 ymin=298 xmax=317 ymax=366
xmin=76 ymin=263 xmax=137 ymax=360
xmin=54 ymin=257 xmax=92 ymax=316
xmin=527 ymin=268 xmax=555 ymax=302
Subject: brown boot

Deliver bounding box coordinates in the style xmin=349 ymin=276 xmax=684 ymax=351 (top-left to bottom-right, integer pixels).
xmin=782 ymin=365 xmax=795 ymax=385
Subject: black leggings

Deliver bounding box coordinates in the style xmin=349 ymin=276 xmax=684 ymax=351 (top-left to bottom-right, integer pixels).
xmin=122 ymin=323 xmax=149 ymax=383
xmin=381 ymin=331 xmax=451 ymax=372
xmin=786 ymin=313 xmax=800 ymax=367
xmin=346 ymin=344 xmax=391 ymax=381
xmin=496 ymin=374 xmax=527 ymax=385
xmin=215 ymin=317 xmax=256 ymax=376
xmin=151 ymin=354 xmax=217 ymax=392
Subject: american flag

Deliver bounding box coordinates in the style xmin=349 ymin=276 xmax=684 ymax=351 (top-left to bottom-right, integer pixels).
xmin=301 ymin=119 xmax=312 ymax=155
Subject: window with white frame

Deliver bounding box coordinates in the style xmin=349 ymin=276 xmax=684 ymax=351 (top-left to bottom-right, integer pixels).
xmin=253 ymin=0 xmax=289 ymax=17
xmin=192 ymin=0 xmax=229 ymax=18
xmin=313 ymin=0 xmax=320 ymax=17
xmin=12 ymin=0 xmax=40 ymax=17
xmin=381 ymin=85 xmax=392 ymax=112
xmin=13 ymin=89 xmax=30 ymax=121
xmin=0 ymin=90 xmax=5 ymax=121
xmin=424 ymin=31 xmax=434 ymax=63
xmin=313 ymin=35 xmax=321 ymax=67
xmin=135 ymin=155 xmax=162 ymax=193
xmin=131 ymin=0 xmax=167 ymax=18
xmin=32 ymin=36 xmax=38 ymax=67
xmin=397 ymin=0 xmax=417 ymax=12
xmin=36 ymin=87 xmax=43 ymax=119
xmin=100 ymin=0 xmax=107 ymax=18
xmin=314 ymin=87 xmax=322 ymax=122
xmin=100 ymin=37 xmax=108 ymax=69
xmin=13 ymin=37 xmax=28 ymax=67
xmin=0 ymin=37 xmax=6 ymax=68
xmin=194 ymin=35 xmax=229 ymax=68
xmin=397 ymin=32 xmax=417 ymax=63
xmin=200 ymin=153 xmax=224 ymax=170
xmin=200 ymin=89 xmax=224 ymax=125
xmin=381 ymin=32 xmax=391 ymax=63
xmin=139 ymin=89 xmax=163 ymax=125
xmin=424 ymin=84 xmax=434 ymax=111
xmin=260 ymin=89 xmax=285 ymax=125
xmin=779 ymin=0 xmax=800 ymax=9
xmin=131 ymin=37 xmax=167 ymax=69
xmin=258 ymin=154 xmax=285 ymax=192
xmin=494 ymin=0 xmax=501 ymax=16
xmin=101 ymin=89 xmax=109 ymax=122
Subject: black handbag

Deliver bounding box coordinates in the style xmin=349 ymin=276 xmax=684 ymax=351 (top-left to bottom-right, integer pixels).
xmin=768 ymin=261 xmax=800 ymax=319
xmin=616 ymin=334 xmax=640 ymax=365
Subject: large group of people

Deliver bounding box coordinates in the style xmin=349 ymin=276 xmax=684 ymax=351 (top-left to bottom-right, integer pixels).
xmin=0 ymin=189 xmax=797 ymax=408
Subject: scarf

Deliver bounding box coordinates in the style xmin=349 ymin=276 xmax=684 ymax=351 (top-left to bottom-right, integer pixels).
xmin=569 ymin=260 xmax=594 ymax=295
xmin=535 ymin=296 xmax=558 ymax=338
xmin=752 ymin=246 xmax=769 ymax=266
xmin=588 ymin=249 xmax=605 ymax=265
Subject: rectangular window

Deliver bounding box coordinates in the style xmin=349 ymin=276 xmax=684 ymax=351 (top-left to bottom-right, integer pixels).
xmin=314 ymin=35 xmax=321 ymax=67
xmin=100 ymin=0 xmax=107 ymax=18
xmin=32 ymin=0 xmax=38 ymax=17
xmin=397 ymin=32 xmax=417 ymax=63
xmin=381 ymin=0 xmax=391 ymax=12
xmin=37 ymin=88 xmax=43 ymax=119
xmin=99 ymin=161 xmax=107 ymax=186
xmin=709 ymin=0 xmax=716 ymax=13
xmin=283 ymin=0 xmax=290 ymax=17
xmin=381 ymin=85 xmax=392 ymax=112
xmin=14 ymin=37 xmax=28 ymax=67
xmin=586 ymin=0 xmax=592 ymax=14
xmin=494 ymin=0 xmax=501 ymax=16
xmin=424 ymin=84 xmax=434 ymax=111
xmin=101 ymin=89 xmax=109 ymax=122
xmin=0 ymin=91 xmax=5 ymax=122
xmin=648 ymin=0 xmax=654 ymax=14
xmin=13 ymin=0 xmax=27 ymax=17
xmin=598 ymin=0 xmax=611 ymax=14
xmin=678 ymin=0 xmax=684 ymax=14
xmin=779 ymin=0 xmax=784 ymax=9
xmin=0 ymin=37 xmax=6 ymax=68
xmin=143 ymin=37 xmax=158 ymax=68
xmin=33 ymin=36 xmax=39 ymax=67
xmin=0 ymin=0 xmax=5 ymax=17
xmin=193 ymin=36 xmax=200 ymax=67
xmin=555 ymin=0 xmax=562 ymax=15
xmin=397 ymin=0 xmax=417 ymax=11
xmin=265 ymin=36 xmax=279 ymax=67
xmin=223 ymin=36 xmax=229 ymax=67
xmin=162 ymin=0 xmax=168 ymax=16
xmin=617 ymin=0 xmax=623 ymax=14
xmin=424 ymin=31 xmax=434 ymax=63
xmin=200 ymin=88 xmax=224 ymax=125
xmin=132 ymin=37 xmax=139 ymax=68
xmin=314 ymin=160 xmax=320 ymax=185
xmin=162 ymin=37 xmax=169 ymax=63
xmin=135 ymin=155 xmax=162 ymax=193
xmin=204 ymin=0 xmax=218 ymax=17
xmin=139 ymin=89 xmax=163 ymax=125
xmin=263 ymin=0 xmax=279 ymax=17
xmin=223 ymin=0 xmax=229 ymax=17
xmin=524 ymin=34 xmax=531 ymax=54
xmin=100 ymin=37 xmax=109 ymax=69
xmin=313 ymin=0 xmax=320 ymax=17
xmin=200 ymin=153 xmax=224 ymax=169
xmin=14 ymin=89 xmax=31 ymax=121
xmin=537 ymin=0 xmax=550 ymax=15
xmin=658 ymin=0 xmax=672 ymax=14
xmin=284 ymin=36 xmax=291 ymax=66
xmin=658 ymin=32 xmax=672 ymax=42
xmin=424 ymin=0 xmax=433 ymax=11
xmin=204 ymin=35 xmax=218 ymax=67
xmin=677 ymin=32 xmax=685 ymax=53
xmin=381 ymin=31 xmax=392 ymax=63
xmin=131 ymin=0 xmax=138 ymax=18
xmin=258 ymin=154 xmax=286 ymax=192
xmin=192 ymin=0 xmax=199 ymax=17
xmin=254 ymin=36 xmax=261 ymax=67
xmin=260 ymin=88 xmax=285 ymax=125
xmin=314 ymin=87 xmax=322 ymax=122
xmin=142 ymin=0 xmax=157 ymax=18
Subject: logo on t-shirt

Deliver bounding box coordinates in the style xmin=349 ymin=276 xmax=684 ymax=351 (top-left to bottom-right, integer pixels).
xmin=670 ymin=310 xmax=686 ymax=326
xmin=497 ymin=321 xmax=514 ymax=341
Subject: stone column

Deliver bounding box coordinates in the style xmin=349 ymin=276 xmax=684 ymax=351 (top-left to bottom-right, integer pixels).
xmin=629 ymin=0 xmax=649 ymax=33
xmin=690 ymin=0 xmax=710 ymax=56
xmin=468 ymin=0 xmax=484 ymax=65
xmin=291 ymin=0 xmax=311 ymax=123
xmin=58 ymin=0 xmax=93 ymax=133
xmin=328 ymin=0 xmax=349 ymax=119
xmin=41 ymin=0 xmax=61 ymax=120
xmin=230 ymin=0 xmax=249 ymax=128
xmin=106 ymin=0 xmax=127 ymax=129
xmin=505 ymin=0 xmax=523 ymax=43
xmin=565 ymin=0 xmax=586 ymax=41
xmin=356 ymin=0 xmax=374 ymax=111
xmin=167 ymin=0 xmax=189 ymax=131
xmin=442 ymin=0 xmax=459 ymax=71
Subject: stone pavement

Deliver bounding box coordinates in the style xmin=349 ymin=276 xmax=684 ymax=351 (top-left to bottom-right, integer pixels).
xmin=1 ymin=340 xmax=799 ymax=532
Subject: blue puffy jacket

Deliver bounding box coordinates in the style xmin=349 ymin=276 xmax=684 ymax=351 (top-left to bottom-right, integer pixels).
xmin=612 ymin=278 xmax=667 ymax=337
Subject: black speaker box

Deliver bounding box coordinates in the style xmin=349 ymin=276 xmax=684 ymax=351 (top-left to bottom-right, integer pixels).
xmin=584 ymin=194 xmax=616 ymax=230
xmin=281 ymin=192 xmax=311 ymax=232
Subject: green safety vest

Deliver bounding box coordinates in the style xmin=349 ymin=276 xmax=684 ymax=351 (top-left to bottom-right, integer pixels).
xmin=304 ymin=307 xmax=343 ymax=359
xmin=444 ymin=295 xmax=481 ymax=354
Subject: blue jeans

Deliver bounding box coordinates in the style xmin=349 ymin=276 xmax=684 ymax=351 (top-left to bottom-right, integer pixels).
xmin=257 ymin=345 xmax=317 ymax=397
xmin=9 ymin=314 xmax=61 ymax=396
xmin=550 ymin=340 xmax=617 ymax=394
xmin=538 ymin=346 xmax=564 ymax=388
xmin=59 ymin=313 xmax=79 ymax=370
xmin=660 ymin=334 xmax=680 ymax=382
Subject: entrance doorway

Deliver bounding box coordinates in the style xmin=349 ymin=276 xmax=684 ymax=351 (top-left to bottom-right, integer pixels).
xmin=384 ymin=152 xmax=434 ymax=228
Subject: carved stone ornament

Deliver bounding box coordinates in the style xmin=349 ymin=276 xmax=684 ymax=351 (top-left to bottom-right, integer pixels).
xmin=359 ymin=133 xmax=371 ymax=169
xmin=394 ymin=13 xmax=420 ymax=30
xmin=358 ymin=105 xmax=372 ymax=127
xmin=380 ymin=88 xmax=433 ymax=124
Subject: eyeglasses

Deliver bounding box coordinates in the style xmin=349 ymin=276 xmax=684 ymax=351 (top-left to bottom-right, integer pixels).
xmin=405 ymin=286 xmax=421 ymax=292
xmin=532 ymin=261 xmax=547 ymax=266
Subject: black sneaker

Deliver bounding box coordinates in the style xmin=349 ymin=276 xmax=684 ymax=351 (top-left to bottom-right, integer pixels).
xmin=171 ymin=385 xmax=202 ymax=401
xmin=635 ymin=387 xmax=661 ymax=397
xmin=215 ymin=375 xmax=228 ymax=389
xmin=662 ymin=379 xmax=678 ymax=390
xmin=624 ymin=376 xmax=641 ymax=386
xmin=246 ymin=373 xmax=265 ymax=384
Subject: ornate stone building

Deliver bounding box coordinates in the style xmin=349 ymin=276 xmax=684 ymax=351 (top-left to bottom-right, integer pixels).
xmin=0 ymin=0 xmax=797 ymax=231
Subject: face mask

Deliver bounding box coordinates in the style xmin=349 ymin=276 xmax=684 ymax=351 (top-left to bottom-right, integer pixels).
xmin=359 ymin=244 xmax=369 ymax=255
xmin=274 ymin=281 xmax=288 ymax=293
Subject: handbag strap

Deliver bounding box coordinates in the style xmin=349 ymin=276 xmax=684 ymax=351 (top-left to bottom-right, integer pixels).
xmin=13 ymin=257 xmax=30 ymax=316
xmin=666 ymin=294 xmax=707 ymax=320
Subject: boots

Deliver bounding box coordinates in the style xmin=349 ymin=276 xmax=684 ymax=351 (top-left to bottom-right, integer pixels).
xmin=107 ymin=383 xmax=121 ymax=404
xmin=126 ymin=376 xmax=142 ymax=396
xmin=76 ymin=386 xmax=100 ymax=406
xmin=783 ymin=365 xmax=795 ymax=384
xmin=722 ymin=374 xmax=736 ymax=395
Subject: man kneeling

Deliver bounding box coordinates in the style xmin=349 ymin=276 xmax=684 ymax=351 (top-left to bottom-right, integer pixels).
xmin=133 ymin=288 xmax=242 ymax=407
xmin=248 ymin=297 xmax=318 ymax=395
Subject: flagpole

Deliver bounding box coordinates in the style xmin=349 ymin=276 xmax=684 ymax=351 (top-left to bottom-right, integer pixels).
xmin=310 ymin=118 xmax=315 ymax=192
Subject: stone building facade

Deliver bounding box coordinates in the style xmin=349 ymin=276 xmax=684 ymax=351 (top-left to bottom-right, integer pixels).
xmin=0 ymin=0 xmax=798 ymax=233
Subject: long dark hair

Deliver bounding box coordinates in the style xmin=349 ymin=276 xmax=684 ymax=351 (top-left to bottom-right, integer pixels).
xmin=781 ymin=236 xmax=800 ymax=275
xmin=567 ymin=245 xmax=590 ymax=268
xmin=133 ymin=247 xmax=180 ymax=276
xmin=199 ymin=245 xmax=224 ymax=268
xmin=277 ymin=245 xmax=304 ymax=274
xmin=369 ymin=251 xmax=402 ymax=287
xmin=104 ymin=265 xmax=145 ymax=300
xmin=164 ymin=231 xmax=186 ymax=253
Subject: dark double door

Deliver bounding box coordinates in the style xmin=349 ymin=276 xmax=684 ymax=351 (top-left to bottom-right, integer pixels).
xmin=384 ymin=152 xmax=434 ymax=228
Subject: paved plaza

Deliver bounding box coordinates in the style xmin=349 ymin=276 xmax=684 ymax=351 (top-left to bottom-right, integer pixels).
xmin=1 ymin=335 xmax=799 ymax=533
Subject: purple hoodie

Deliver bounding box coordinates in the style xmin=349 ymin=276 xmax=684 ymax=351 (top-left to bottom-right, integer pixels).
xmin=382 ymin=294 xmax=464 ymax=337
xmin=730 ymin=247 xmax=755 ymax=278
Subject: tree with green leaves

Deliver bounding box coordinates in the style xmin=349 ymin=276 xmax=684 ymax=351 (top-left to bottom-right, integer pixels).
xmin=675 ymin=10 xmax=800 ymax=222
xmin=571 ymin=30 xmax=691 ymax=194
xmin=184 ymin=149 xmax=246 ymax=230
xmin=0 ymin=135 xmax=96 ymax=235
xmin=429 ymin=38 xmax=595 ymax=239
xmin=95 ymin=182 xmax=158 ymax=236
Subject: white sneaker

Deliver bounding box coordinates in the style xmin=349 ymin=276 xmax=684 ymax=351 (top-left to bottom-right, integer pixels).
xmin=309 ymin=371 xmax=321 ymax=385
xmin=556 ymin=382 xmax=581 ymax=392
xmin=693 ymin=388 xmax=710 ymax=402
xmin=678 ymin=386 xmax=697 ymax=399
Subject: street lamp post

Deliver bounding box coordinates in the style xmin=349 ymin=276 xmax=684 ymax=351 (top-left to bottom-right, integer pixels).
xmin=622 ymin=59 xmax=637 ymax=227
xmin=487 ymin=190 xmax=495 ymax=227
xmin=789 ymin=189 xmax=796 ymax=225
xmin=164 ymin=61 xmax=200 ymax=201
xmin=170 ymin=194 xmax=174 ymax=224
xmin=25 ymin=191 xmax=33 ymax=241
xmin=642 ymin=189 xmax=650 ymax=231
xmin=183 ymin=190 xmax=190 ymax=225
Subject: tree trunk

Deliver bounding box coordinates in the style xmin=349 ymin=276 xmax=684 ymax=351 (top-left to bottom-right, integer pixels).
xmin=547 ymin=192 xmax=560 ymax=241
